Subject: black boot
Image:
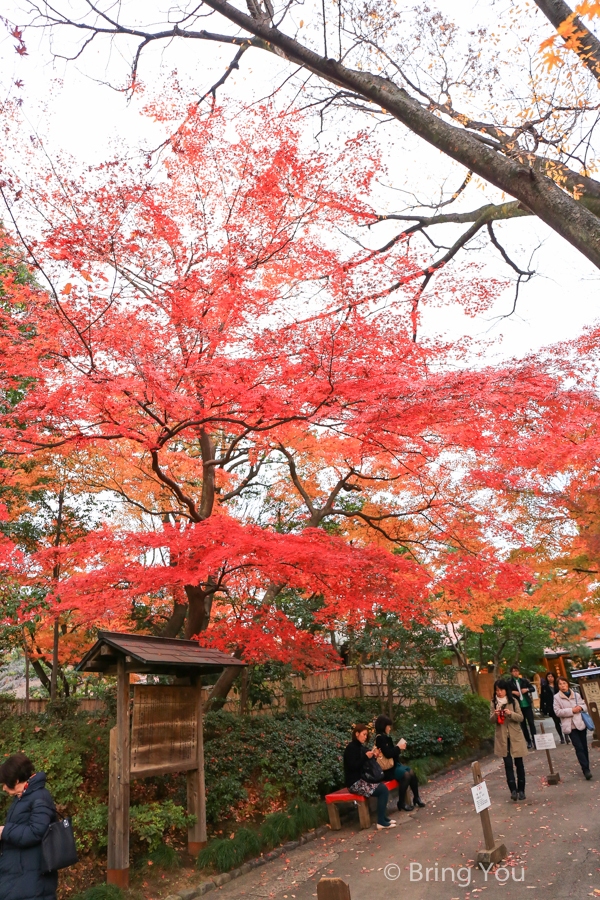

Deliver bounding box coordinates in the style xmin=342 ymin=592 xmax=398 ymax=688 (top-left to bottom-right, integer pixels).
xmin=414 ymin=798 xmax=426 ymax=808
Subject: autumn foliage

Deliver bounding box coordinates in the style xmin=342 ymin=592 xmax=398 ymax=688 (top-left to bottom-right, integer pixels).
xmin=1 ymin=96 xmax=598 ymax=683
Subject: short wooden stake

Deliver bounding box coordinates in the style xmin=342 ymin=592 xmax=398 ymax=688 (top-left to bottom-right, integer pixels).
xmin=540 ymin=723 xmax=560 ymax=785
xmin=472 ymin=761 xmax=506 ymax=867
xmin=317 ymin=877 xmax=351 ymax=900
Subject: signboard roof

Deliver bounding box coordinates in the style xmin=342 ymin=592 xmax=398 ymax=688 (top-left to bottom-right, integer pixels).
xmin=76 ymin=631 xmax=247 ymax=675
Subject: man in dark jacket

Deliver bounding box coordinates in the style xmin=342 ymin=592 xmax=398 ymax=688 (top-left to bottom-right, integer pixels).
xmin=510 ymin=665 xmax=537 ymax=750
xmin=0 ymin=754 xmax=57 ymax=900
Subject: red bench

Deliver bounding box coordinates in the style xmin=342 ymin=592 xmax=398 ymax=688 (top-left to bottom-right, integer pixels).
xmin=325 ymin=780 xmax=399 ymax=830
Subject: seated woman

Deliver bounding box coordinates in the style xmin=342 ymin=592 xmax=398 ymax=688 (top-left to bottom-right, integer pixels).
xmin=343 ymin=723 xmax=396 ymax=830
xmin=374 ymin=715 xmax=426 ymax=811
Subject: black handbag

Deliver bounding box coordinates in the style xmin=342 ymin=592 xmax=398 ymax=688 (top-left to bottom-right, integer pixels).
xmin=41 ymin=814 xmax=79 ymax=873
xmin=362 ymin=755 xmax=385 ymax=784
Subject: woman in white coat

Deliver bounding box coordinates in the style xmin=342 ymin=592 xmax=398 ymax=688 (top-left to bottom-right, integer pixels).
xmin=554 ymin=675 xmax=592 ymax=780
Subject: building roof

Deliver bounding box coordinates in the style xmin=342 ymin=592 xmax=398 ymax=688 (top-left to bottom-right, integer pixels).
xmin=76 ymin=631 xmax=246 ymax=676
xmin=571 ymin=667 xmax=600 ymax=679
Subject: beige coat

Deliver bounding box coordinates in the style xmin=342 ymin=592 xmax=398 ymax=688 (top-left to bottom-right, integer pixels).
xmin=553 ymin=689 xmax=588 ymax=734
xmin=489 ymin=701 xmax=528 ymax=758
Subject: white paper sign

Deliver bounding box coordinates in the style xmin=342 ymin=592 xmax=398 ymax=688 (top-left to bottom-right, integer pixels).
xmin=534 ymin=733 xmax=556 ymax=750
xmin=471 ymin=781 xmax=491 ymax=814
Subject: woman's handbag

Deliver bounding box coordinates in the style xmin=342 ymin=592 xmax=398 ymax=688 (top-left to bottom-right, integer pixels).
xmin=377 ymin=753 xmax=395 ymax=772
xmin=41 ymin=814 xmax=79 ymax=873
xmin=362 ymin=755 xmax=385 ymax=784
xmin=582 ymin=710 xmax=595 ymax=731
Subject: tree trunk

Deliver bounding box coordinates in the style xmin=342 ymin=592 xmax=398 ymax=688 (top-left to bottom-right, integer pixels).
xmin=50 ymin=617 xmax=60 ymax=701
xmin=50 ymin=487 xmax=65 ymax=701
xmin=23 ymin=628 xmax=30 ymax=714
xmin=184 ymin=581 xmax=215 ymax=639
xmin=31 ymin=659 xmax=52 ymax=695
xmin=239 ymin=666 xmax=249 ymax=715
xmin=206 ymin=647 xmax=245 ymax=710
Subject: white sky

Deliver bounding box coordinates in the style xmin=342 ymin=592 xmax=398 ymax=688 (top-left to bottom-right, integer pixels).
xmin=1 ymin=0 xmax=599 ymax=363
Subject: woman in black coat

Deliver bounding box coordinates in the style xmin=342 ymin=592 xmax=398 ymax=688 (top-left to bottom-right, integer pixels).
xmin=540 ymin=671 xmax=565 ymax=744
xmin=0 ymin=753 xmax=58 ymax=900
xmin=343 ymin=723 xmax=395 ymax=830
xmin=374 ymin=715 xmax=426 ymax=812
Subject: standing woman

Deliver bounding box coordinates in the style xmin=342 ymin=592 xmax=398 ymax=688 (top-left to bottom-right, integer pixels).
xmin=0 ymin=753 xmax=58 ymax=900
xmin=374 ymin=715 xmax=426 ymax=811
xmin=343 ymin=724 xmax=396 ymax=830
xmin=490 ymin=679 xmax=528 ymax=801
xmin=554 ymin=676 xmax=592 ymax=779
xmin=540 ymin=671 xmax=564 ymax=743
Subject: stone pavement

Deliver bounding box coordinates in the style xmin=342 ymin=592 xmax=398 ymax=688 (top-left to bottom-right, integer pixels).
xmin=211 ymin=718 xmax=600 ymax=900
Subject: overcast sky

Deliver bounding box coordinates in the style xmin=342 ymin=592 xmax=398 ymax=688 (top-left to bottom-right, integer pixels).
xmin=1 ymin=0 xmax=599 ymax=364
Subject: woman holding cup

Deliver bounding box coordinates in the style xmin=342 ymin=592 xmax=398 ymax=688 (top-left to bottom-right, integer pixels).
xmin=491 ymin=678 xmax=528 ymax=801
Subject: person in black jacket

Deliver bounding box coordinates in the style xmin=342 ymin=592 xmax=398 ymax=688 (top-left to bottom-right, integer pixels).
xmin=510 ymin=665 xmax=537 ymax=749
xmin=343 ymin=723 xmax=396 ymax=830
xmin=0 ymin=753 xmax=57 ymax=900
xmin=374 ymin=715 xmax=426 ymax=812
xmin=540 ymin=671 xmax=564 ymax=744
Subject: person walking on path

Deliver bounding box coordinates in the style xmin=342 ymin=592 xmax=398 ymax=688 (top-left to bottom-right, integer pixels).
xmin=540 ymin=671 xmax=565 ymax=743
xmin=343 ymin=724 xmax=396 ymax=830
xmin=0 ymin=753 xmax=58 ymax=900
xmin=510 ymin=665 xmax=537 ymax=749
xmin=554 ymin=676 xmax=592 ymax=779
xmin=373 ymin=715 xmax=426 ymax=812
xmin=491 ymin=678 xmax=528 ymax=801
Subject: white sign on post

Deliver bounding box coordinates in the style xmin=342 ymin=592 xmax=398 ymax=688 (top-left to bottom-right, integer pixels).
xmin=534 ymin=733 xmax=556 ymax=750
xmin=471 ymin=781 xmax=491 ymax=814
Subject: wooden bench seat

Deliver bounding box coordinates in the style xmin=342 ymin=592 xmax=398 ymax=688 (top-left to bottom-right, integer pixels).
xmin=325 ymin=780 xmax=399 ymax=830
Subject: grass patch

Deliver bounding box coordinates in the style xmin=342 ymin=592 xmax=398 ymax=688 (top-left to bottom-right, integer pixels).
xmin=196 ymin=798 xmax=327 ymax=873
xmin=71 ymin=885 xmax=123 ymax=900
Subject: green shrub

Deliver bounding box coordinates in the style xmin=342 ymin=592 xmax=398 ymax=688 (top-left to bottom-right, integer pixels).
xmin=72 ymin=801 xmax=109 ymax=853
xmin=198 ymin=836 xmax=244 ymax=873
xmin=146 ymin=843 xmax=180 ymax=870
xmin=130 ymin=800 xmax=194 ymax=852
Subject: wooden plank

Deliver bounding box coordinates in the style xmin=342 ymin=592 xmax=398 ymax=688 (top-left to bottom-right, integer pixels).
xmin=357 ymin=800 xmax=371 ymax=830
xmin=188 ymin=676 xmax=207 ymax=854
xmin=472 ymin=761 xmax=506 ymax=866
xmin=131 ymin=759 xmax=198 ymax=779
xmin=327 ymin=802 xmax=342 ymax=831
xmin=131 ymin=685 xmax=197 ymax=775
xmin=317 ymin=878 xmax=351 ymax=900
xmin=107 ymin=657 xmax=130 ymax=886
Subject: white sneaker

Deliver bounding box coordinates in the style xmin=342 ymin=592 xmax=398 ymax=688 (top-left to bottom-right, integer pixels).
xmin=377 ymin=821 xmax=397 ymax=829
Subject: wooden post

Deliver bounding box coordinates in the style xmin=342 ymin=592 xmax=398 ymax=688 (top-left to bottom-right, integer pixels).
xmin=23 ymin=627 xmax=30 ymax=715
xmin=357 ymin=664 xmax=364 ymax=699
xmin=317 ymin=877 xmax=351 ymax=900
xmin=188 ymin=675 xmax=207 ymax=856
xmin=472 ymin=761 xmax=506 ymax=867
xmin=339 ymin=668 xmax=346 ymax=699
xmin=540 ymin=722 xmax=560 ymax=784
xmin=107 ymin=656 xmax=130 ymax=888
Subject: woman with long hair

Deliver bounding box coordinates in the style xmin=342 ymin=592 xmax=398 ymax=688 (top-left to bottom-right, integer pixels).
xmin=490 ymin=678 xmax=528 ymax=801
xmin=343 ymin=723 xmax=396 ymax=830
xmin=374 ymin=715 xmax=425 ymax=812
xmin=540 ymin=671 xmax=564 ymax=743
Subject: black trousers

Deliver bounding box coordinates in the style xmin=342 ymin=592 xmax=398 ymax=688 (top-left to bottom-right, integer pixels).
xmin=569 ymin=727 xmax=590 ymax=772
xmin=397 ymin=770 xmax=420 ymax=805
xmin=519 ymin=705 xmax=536 ymax=744
xmin=503 ymin=753 xmax=525 ymax=792
xmin=546 ymin=710 xmax=563 ymax=740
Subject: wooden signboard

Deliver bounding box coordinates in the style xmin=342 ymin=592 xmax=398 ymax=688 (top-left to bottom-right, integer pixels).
xmin=131 ymin=685 xmax=198 ymax=778
xmin=579 ymin=678 xmax=600 ymax=748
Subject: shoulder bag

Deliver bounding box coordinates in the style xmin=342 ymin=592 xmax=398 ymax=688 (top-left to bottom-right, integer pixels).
xmin=362 ymin=754 xmax=385 ymax=784
xmin=41 ymin=813 xmax=79 ymax=874
xmin=575 ymin=691 xmax=595 ymax=732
